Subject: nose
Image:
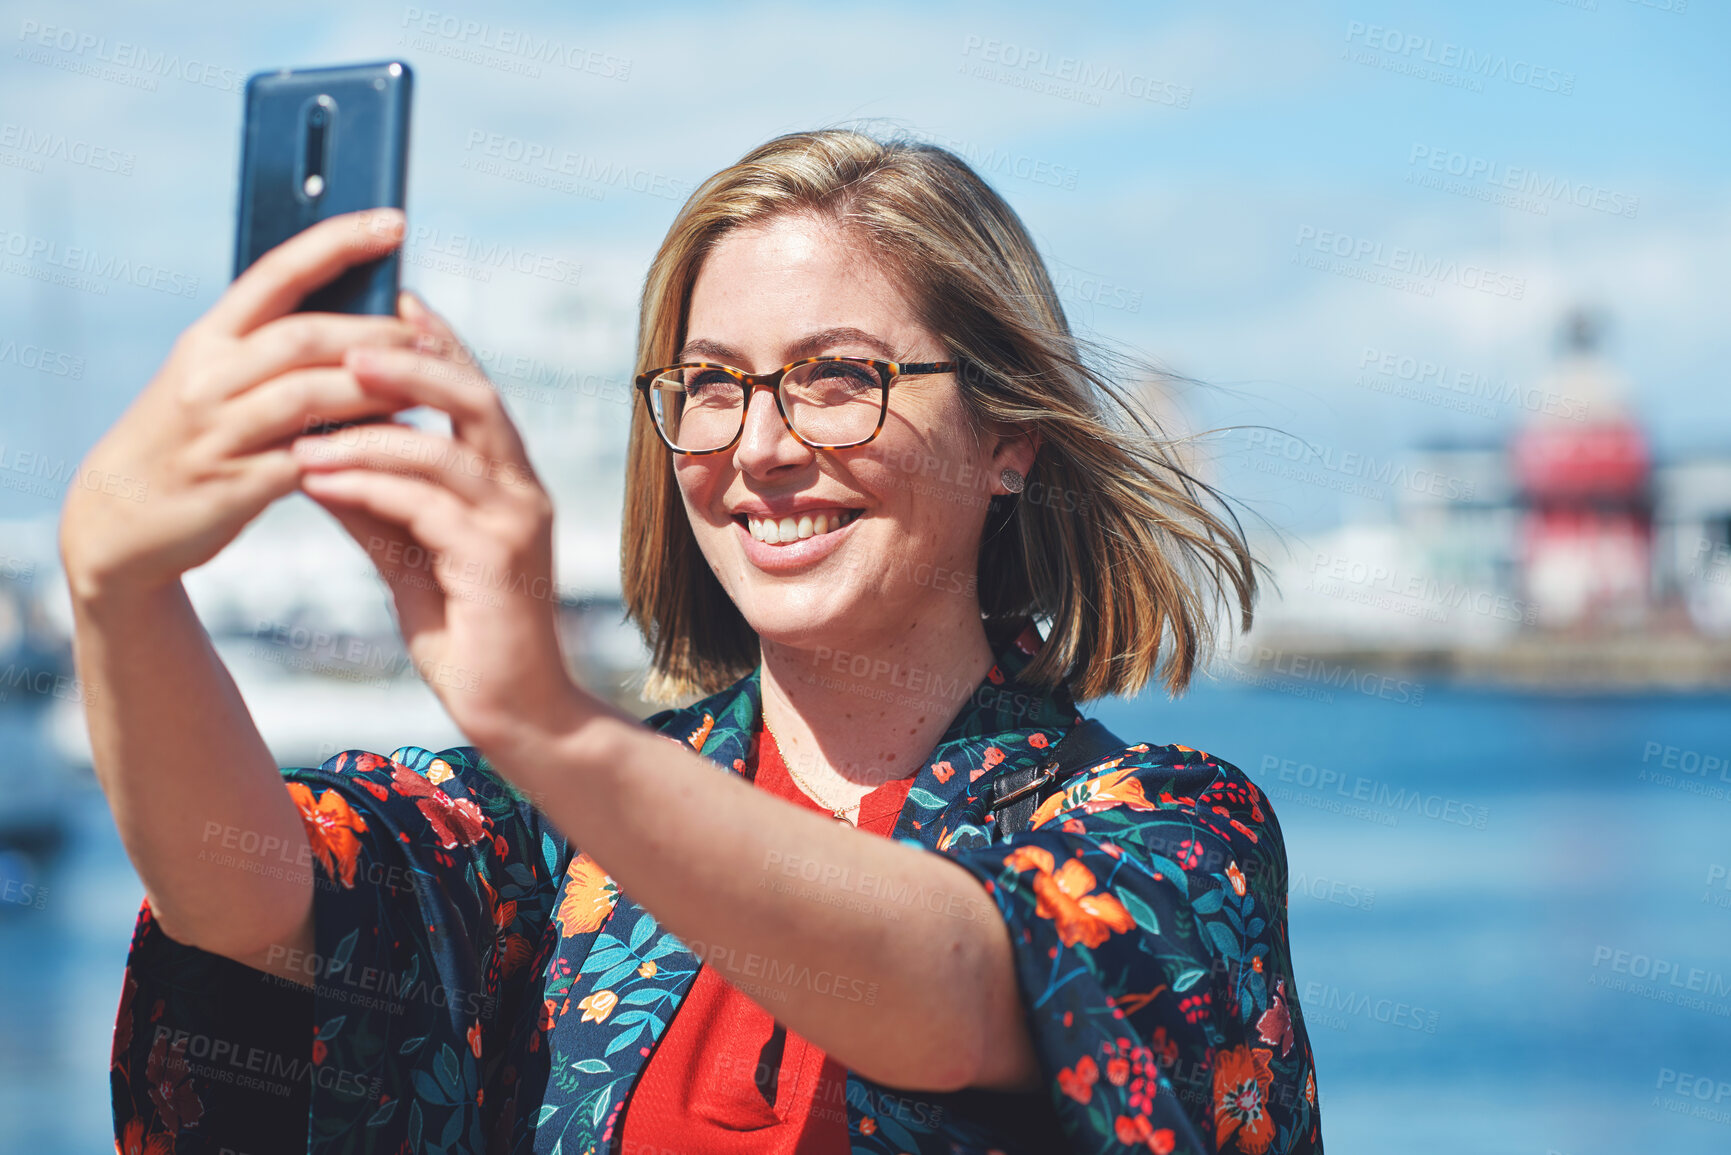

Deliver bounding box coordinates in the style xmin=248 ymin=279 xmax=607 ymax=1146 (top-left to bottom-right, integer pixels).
xmin=734 ymin=382 xmax=813 ymax=475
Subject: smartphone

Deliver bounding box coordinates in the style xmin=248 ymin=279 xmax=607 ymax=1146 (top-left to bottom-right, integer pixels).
xmin=235 ymin=60 xmax=413 ymax=434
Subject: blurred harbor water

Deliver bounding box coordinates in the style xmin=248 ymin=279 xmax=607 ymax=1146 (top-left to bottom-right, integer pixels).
xmin=2 ymin=676 xmax=1727 ymax=1154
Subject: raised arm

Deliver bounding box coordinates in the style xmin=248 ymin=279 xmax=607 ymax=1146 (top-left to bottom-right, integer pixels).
xmin=59 ymin=209 xmax=421 ymax=978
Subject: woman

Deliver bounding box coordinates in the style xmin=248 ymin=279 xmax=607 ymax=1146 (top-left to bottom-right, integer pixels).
xmin=68 ymin=130 xmax=1322 ymax=1154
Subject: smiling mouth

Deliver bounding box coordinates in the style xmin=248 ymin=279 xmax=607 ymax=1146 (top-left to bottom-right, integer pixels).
xmin=735 ymin=509 xmax=862 ymax=544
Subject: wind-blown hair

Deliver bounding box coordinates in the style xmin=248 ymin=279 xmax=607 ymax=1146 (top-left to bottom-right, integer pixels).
xmin=621 ymin=128 xmax=1256 ymax=704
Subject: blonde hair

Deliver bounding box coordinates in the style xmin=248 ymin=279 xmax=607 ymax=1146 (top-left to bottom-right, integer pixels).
xmin=621 ymin=128 xmax=1257 ymax=704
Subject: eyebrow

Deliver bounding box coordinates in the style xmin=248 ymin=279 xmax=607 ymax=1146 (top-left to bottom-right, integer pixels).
xmin=676 ymin=326 xmax=901 ymax=366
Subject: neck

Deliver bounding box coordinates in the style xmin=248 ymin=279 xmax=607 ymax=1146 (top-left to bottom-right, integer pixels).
xmin=757 ymin=606 xmax=997 ymax=800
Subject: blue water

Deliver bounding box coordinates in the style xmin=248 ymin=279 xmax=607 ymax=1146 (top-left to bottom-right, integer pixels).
xmin=3 ymin=684 xmax=1728 ymax=1154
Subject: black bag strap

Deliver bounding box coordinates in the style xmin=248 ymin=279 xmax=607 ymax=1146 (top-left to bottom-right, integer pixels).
xmin=986 ymin=717 xmax=1128 ymax=838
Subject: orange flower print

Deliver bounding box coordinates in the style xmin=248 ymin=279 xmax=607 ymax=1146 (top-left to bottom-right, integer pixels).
xmin=1256 ymin=980 xmax=1293 ymax=1056
xmin=387 ymin=765 xmax=489 ymax=849
xmin=686 ymin=712 xmax=715 ymax=751
xmin=1213 ymin=1044 xmax=1276 ymax=1153
xmin=1226 ymin=861 xmax=1247 ymax=897
xmin=637 ymin=960 xmax=658 ymax=979
xmin=932 ymin=761 xmax=956 ymax=784
xmin=554 ymin=853 xmax=618 ymax=938
xmin=1029 ymin=763 xmax=1149 ymax=829
xmin=1006 ymin=847 xmax=1136 ymax=949
xmin=286 ymin=781 xmax=368 ymax=888
xmin=467 ymin=1021 xmax=482 ymax=1058
xmin=1115 ymin=1114 xmax=1153 ymax=1145
xmin=425 ymin=757 xmax=456 ymax=786
xmin=860 ymin=1117 xmax=877 ymax=1135
xmin=1305 ymin=1068 xmax=1316 ymax=1106
xmin=577 ymin=989 xmax=618 ymax=1024
xmin=1028 ymin=732 xmax=1050 ymax=749
xmin=982 ymin=746 xmax=1005 ymax=770
xmin=117 ymin=1118 xmax=173 ymax=1155
xmin=1057 ymin=1054 xmax=1098 ymax=1103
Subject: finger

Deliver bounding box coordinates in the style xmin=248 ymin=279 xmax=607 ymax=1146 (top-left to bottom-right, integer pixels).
xmin=199 ymin=366 xmax=411 ymax=459
xmin=344 ymin=346 xmax=537 ymax=484
xmin=291 ymin=422 xmax=513 ymax=506
xmin=203 ymin=209 xmax=407 ymax=338
xmin=398 ymin=290 xmax=479 ymax=368
xmin=182 ymin=315 xmax=421 ymax=409
xmin=297 ymin=469 xmax=474 ymax=560
xmin=299 ymin=487 xmax=446 ymax=638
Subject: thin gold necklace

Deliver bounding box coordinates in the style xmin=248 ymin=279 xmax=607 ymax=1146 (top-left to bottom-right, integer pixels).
xmin=762 ymin=713 xmax=860 ymax=825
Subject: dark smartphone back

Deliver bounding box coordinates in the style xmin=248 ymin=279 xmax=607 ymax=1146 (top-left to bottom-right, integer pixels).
xmin=234 ymin=60 xmax=412 ymax=315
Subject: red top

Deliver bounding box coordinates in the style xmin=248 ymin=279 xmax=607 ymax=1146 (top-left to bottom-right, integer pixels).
xmin=616 ymin=716 xmax=917 ymax=1152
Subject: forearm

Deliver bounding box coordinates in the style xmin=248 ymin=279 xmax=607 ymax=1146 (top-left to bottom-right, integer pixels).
xmin=495 ymin=707 xmax=1034 ymax=1093
xmin=68 ymin=576 xmax=314 ymax=961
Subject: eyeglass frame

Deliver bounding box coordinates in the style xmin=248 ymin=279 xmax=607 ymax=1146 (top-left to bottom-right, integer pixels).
xmin=633 ymin=356 xmax=961 ymax=455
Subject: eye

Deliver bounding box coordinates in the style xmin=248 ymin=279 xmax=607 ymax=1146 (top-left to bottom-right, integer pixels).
xmin=683 ymin=368 xmax=738 ymax=402
xmin=808 ymin=360 xmax=876 ymax=384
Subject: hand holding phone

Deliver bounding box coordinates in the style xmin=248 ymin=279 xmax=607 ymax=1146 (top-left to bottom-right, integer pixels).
xmin=236 ymin=60 xmax=413 ymax=433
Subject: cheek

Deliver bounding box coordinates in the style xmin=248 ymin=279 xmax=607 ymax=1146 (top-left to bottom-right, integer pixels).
xmin=673 ymin=460 xmax=725 ymax=515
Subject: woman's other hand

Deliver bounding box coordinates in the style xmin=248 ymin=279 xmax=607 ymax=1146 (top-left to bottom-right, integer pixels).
xmin=290 ymin=293 xmax=605 ymax=766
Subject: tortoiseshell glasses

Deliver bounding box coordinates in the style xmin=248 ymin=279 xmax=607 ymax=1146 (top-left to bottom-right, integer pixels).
xmin=634 ymin=357 xmax=959 ymax=454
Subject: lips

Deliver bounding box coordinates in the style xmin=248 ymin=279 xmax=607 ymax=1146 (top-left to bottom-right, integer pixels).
xmin=731 ymin=507 xmax=863 ymax=572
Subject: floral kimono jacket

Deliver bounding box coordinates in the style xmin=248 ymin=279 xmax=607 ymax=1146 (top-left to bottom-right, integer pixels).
xmin=112 ymin=618 xmax=1322 ymax=1155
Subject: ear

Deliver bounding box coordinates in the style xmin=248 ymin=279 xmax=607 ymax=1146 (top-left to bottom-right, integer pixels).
xmin=986 ymin=424 xmax=1042 ymax=495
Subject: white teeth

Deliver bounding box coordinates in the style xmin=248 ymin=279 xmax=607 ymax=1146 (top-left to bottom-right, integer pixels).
xmin=743 ymin=509 xmax=858 ymax=544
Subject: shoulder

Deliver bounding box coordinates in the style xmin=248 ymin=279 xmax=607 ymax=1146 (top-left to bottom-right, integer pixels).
xmin=1028 ymin=737 xmax=1285 ymax=866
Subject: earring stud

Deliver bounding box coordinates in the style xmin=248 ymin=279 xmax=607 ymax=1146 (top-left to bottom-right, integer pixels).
xmin=1000 ymin=468 xmax=1025 ymax=494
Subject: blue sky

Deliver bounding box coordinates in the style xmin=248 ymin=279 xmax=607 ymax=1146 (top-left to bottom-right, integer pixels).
xmin=2 ymin=0 xmax=1725 ymax=536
